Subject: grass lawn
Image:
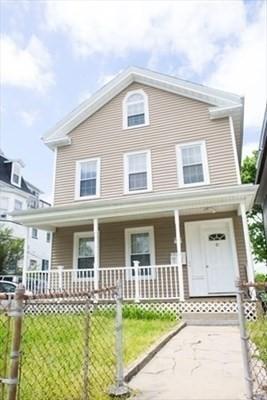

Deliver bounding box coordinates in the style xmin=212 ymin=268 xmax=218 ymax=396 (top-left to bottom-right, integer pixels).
xmin=248 ymin=317 xmax=267 ymax=368
xmin=0 ymin=308 xmax=177 ymax=400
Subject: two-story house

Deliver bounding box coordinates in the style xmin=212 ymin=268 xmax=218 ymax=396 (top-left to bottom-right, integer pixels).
xmin=0 ymin=151 xmax=51 ymax=276
xmin=14 ymin=67 xmax=257 ymax=301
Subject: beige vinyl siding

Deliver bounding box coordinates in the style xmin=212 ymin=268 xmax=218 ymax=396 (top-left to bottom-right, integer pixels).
xmin=52 ymin=212 xmax=247 ymax=298
xmin=54 ymin=83 xmax=239 ymax=206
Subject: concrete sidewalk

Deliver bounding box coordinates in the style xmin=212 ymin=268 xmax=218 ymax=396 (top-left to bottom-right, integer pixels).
xmin=130 ymin=326 xmax=246 ymax=400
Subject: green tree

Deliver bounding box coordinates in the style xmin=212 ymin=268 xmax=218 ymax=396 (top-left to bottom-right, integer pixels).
xmin=241 ymin=151 xmax=267 ymax=264
xmin=0 ymin=226 xmax=24 ymax=274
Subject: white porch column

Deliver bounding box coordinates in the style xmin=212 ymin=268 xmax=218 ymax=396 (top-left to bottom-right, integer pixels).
xmin=174 ymin=209 xmax=185 ymax=301
xmin=239 ymin=202 xmax=256 ymax=299
xmin=93 ymin=218 xmax=100 ymax=291
xmin=22 ymin=227 xmax=29 ymax=286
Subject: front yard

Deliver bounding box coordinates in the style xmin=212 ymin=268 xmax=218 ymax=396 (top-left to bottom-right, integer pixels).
xmin=0 ymin=307 xmax=177 ymax=400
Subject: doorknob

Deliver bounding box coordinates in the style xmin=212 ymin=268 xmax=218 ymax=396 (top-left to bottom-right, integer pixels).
xmin=206 ymin=265 xmax=209 ymax=268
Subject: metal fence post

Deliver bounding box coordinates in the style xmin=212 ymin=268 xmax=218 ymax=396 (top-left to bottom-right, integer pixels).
xmin=7 ymin=285 xmax=25 ymax=400
xmin=133 ymin=261 xmax=140 ymax=303
xmin=236 ymin=281 xmax=254 ymax=400
xmin=109 ymin=280 xmax=130 ymax=397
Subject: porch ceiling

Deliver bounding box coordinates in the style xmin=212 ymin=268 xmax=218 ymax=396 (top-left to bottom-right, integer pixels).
xmin=12 ymin=184 xmax=257 ymax=231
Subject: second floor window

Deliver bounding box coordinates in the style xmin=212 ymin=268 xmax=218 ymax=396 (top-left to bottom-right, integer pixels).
xmin=176 ymin=141 xmax=209 ymax=187
xmin=75 ymin=158 xmax=100 ymax=200
xmin=123 ymin=90 xmax=149 ymax=129
xmin=124 ymin=150 xmax=152 ymax=194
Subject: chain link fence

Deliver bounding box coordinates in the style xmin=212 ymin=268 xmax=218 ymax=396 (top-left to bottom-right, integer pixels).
xmin=0 ymin=284 xmax=129 ymax=400
xmin=237 ymin=281 xmax=267 ymax=400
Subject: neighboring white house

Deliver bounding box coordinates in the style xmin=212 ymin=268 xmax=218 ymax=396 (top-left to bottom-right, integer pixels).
xmin=0 ymin=150 xmax=51 ymax=275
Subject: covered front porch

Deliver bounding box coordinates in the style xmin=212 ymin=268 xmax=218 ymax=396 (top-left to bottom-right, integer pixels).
xmin=14 ymin=185 xmax=256 ymax=301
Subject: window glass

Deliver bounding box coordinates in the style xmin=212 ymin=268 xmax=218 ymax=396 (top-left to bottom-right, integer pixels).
xmin=127 ymin=93 xmax=145 ymax=127
xmin=46 ymin=232 xmax=51 ymax=243
xmin=12 ymin=163 xmax=21 ymax=186
xmin=127 ymin=153 xmax=148 ymax=191
xmin=42 ymin=259 xmax=49 ymax=270
xmin=77 ymin=237 xmax=94 ymax=274
xmin=181 ymin=144 xmax=204 ymax=184
xmin=130 ymin=233 xmax=151 ymax=266
xmin=79 ymin=160 xmax=98 ymax=197
xmin=14 ymin=200 xmax=22 ymax=210
xmin=32 ymin=228 xmax=38 ymax=239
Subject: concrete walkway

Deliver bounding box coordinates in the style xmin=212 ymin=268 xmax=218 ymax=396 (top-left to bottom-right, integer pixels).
xmin=130 ymin=326 xmax=246 ymax=400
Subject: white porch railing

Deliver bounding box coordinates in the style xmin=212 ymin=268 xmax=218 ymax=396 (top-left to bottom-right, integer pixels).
xmin=24 ymin=264 xmax=180 ymax=301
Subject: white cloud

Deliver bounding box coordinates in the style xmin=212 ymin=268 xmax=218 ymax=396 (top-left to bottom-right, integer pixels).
xmin=44 ymin=0 xmax=266 ymax=131
xmin=207 ymin=3 xmax=266 ymax=130
xmin=97 ymin=70 xmax=122 ymax=87
xmin=78 ymin=90 xmax=92 ymax=104
xmin=19 ymin=110 xmax=39 ymax=126
xmin=44 ymin=0 xmax=246 ymax=76
xmin=0 ymin=34 xmax=54 ymax=92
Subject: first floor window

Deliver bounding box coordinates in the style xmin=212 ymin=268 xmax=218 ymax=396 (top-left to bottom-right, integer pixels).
xmin=29 ymin=259 xmax=38 ymax=270
xmin=124 ymin=151 xmax=152 ymax=193
xmin=32 ymin=228 xmax=38 ymax=239
xmin=74 ymin=233 xmax=94 ymax=278
xmin=125 ymin=227 xmax=155 ymax=278
xmin=76 ymin=158 xmax=100 ymax=199
xmin=176 ymin=141 xmax=209 ymax=186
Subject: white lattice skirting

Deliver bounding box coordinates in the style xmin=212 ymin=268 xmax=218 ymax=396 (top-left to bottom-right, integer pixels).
xmin=24 ymin=300 xmax=257 ymax=321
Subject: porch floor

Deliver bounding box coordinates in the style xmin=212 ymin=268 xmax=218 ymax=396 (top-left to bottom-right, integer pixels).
xmin=131 ymin=325 xmax=246 ymax=400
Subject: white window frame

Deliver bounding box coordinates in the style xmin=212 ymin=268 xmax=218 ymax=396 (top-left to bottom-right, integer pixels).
xmin=122 ymin=89 xmax=150 ymax=130
xmin=75 ymin=158 xmax=101 ymax=200
xmin=11 ymin=162 xmax=22 ymax=187
xmin=176 ymin=140 xmax=210 ymax=188
xmin=125 ymin=226 xmax=156 ymax=280
xmin=73 ymin=231 xmax=95 ymax=280
xmin=123 ymin=150 xmax=152 ymax=194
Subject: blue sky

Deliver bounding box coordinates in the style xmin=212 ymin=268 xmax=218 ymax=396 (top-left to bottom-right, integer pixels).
xmin=0 ymin=0 xmax=266 ymax=201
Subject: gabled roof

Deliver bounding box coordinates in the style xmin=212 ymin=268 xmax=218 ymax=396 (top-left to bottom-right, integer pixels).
xmin=43 ymin=66 xmax=244 ymax=160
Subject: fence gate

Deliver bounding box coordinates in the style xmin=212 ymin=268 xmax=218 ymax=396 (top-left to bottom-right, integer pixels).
xmin=236 ymin=281 xmax=267 ymax=400
xmin=0 ymin=284 xmax=129 ymax=400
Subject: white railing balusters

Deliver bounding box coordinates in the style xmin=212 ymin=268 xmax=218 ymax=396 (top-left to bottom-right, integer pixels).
xmin=25 ymin=265 xmax=180 ymax=300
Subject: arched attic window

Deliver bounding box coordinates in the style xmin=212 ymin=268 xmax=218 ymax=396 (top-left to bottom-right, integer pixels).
xmin=123 ymin=89 xmax=149 ymax=129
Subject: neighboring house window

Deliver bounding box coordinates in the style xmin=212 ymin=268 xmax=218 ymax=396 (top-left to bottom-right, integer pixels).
xmin=14 ymin=200 xmax=22 ymax=210
xmin=42 ymin=259 xmax=49 ymax=271
xmin=32 ymin=228 xmax=38 ymax=239
xmin=46 ymin=232 xmax=51 ymax=243
xmin=73 ymin=232 xmax=94 ymax=278
xmin=176 ymin=141 xmax=209 ymax=187
xmin=123 ymin=89 xmax=149 ymax=129
xmin=11 ymin=162 xmax=22 ymax=187
xmin=28 ymin=198 xmax=39 ymax=209
xmin=29 ymin=259 xmax=38 ymax=270
xmin=0 ymin=197 xmax=9 ymax=215
xmin=124 ymin=150 xmax=152 ymax=194
xmin=75 ymin=158 xmax=100 ymax=200
xmin=125 ymin=226 xmax=155 ymax=278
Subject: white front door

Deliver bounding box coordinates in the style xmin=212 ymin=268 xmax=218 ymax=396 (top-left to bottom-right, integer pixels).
xmin=186 ymin=219 xmax=238 ymax=296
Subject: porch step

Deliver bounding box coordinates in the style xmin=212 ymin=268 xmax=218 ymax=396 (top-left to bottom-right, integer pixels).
xmin=182 ymin=312 xmax=239 ymax=326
